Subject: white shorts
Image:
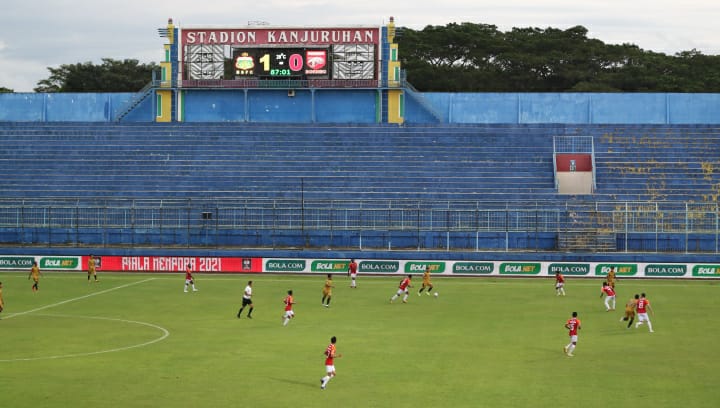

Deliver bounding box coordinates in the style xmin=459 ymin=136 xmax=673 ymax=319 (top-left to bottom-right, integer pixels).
xmin=283 ymin=310 xmax=294 ymax=318
xmin=325 ymin=365 xmax=335 ymax=374
xmin=396 ymin=288 xmax=408 ymax=296
xmin=569 ymin=335 xmax=578 ymax=343
xmin=185 ymin=279 xmax=193 ymax=284
xmin=638 ymin=312 xmax=650 ymax=323
xmin=556 ymin=282 xmax=564 ymax=289
xmin=350 ymin=273 xmax=357 ymax=279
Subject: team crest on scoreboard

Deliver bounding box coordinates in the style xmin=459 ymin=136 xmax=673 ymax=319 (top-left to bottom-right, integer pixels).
xmin=234 ymin=52 xmax=255 ymax=76
xmin=305 ymin=50 xmax=328 ymax=75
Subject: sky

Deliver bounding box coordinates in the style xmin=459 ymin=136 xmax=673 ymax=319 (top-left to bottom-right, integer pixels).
xmin=1 ymin=0 xmax=718 ymax=92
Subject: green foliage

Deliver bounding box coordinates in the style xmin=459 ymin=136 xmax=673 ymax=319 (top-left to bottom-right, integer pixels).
xmin=399 ymin=23 xmax=720 ymax=92
xmin=1 ymin=273 xmax=719 ymax=408
xmin=34 ymin=58 xmax=157 ymax=93
xmin=0 ymin=87 xmax=13 ymax=93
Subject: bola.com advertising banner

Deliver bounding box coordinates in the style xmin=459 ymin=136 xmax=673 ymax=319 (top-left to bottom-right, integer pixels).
xmin=261 ymin=258 xmax=720 ymax=278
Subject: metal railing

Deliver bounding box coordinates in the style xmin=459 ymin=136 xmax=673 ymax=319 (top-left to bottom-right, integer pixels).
xmin=0 ymin=199 xmax=717 ymax=252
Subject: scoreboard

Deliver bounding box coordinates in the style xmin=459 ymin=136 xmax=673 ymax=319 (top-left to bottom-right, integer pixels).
xmin=233 ymin=48 xmax=329 ymax=79
xmin=180 ymin=26 xmax=381 ymax=83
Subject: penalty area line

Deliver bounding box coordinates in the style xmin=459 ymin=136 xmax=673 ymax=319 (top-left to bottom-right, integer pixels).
xmin=3 ymin=278 xmax=156 ymax=320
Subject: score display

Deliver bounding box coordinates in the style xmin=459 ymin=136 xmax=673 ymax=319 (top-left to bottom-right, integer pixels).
xmin=233 ymin=48 xmax=329 ymax=78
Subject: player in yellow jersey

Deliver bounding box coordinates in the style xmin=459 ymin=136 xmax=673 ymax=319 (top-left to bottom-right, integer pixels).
xmin=321 ymin=274 xmax=334 ymax=307
xmin=417 ymin=266 xmax=434 ymax=296
xmin=606 ymin=266 xmax=617 ymax=289
xmin=28 ymin=261 xmax=41 ymax=292
xmin=87 ymin=254 xmax=99 ymax=283
xmin=621 ymin=294 xmax=639 ymax=328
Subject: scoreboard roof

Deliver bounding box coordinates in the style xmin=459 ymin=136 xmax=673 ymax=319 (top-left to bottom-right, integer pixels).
xmin=181 ymin=26 xmax=382 ymax=46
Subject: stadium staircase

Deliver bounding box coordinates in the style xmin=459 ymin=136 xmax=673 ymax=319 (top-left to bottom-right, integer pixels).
xmin=114 ymin=81 xmax=155 ymax=122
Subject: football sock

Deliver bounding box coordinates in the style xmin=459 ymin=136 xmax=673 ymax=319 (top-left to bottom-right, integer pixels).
xmin=326 ymin=297 xmax=331 ymax=305
xmin=237 ymin=307 xmax=244 ymax=316
xmin=627 ymin=317 xmax=634 ymax=328
xmin=283 ymin=318 xmax=290 ymax=326
xmin=568 ymin=345 xmax=575 ymax=354
xmin=647 ymin=321 xmax=653 ymax=331
xmin=247 ymin=307 xmax=253 ymax=317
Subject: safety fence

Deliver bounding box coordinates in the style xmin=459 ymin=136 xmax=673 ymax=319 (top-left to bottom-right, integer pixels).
xmin=0 ymin=199 xmax=717 ymax=252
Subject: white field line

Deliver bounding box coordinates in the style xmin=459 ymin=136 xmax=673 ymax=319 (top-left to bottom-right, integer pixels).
xmin=3 ymin=278 xmax=156 ymax=320
xmin=0 ymin=313 xmax=170 ymax=362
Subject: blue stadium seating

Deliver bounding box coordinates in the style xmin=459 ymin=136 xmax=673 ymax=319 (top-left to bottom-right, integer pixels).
xmin=1 ymin=122 xmax=719 ymax=205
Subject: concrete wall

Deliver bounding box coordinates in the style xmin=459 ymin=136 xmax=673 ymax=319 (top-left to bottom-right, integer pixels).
xmin=422 ymin=93 xmax=720 ymax=124
xmin=0 ymin=92 xmax=137 ymax=122
xmin=1 ymin=91 xmax=719 ymax=124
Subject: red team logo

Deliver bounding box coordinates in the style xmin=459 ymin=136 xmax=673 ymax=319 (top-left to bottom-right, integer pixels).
xmin=305 ymin=50 xmax=327 ymax=74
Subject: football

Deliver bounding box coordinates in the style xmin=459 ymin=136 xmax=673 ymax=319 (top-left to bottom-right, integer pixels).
xmin=434 ymin=292 xmax=439 ymax=297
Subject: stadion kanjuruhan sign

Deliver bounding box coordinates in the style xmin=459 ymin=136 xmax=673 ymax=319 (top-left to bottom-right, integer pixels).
xmin=182 ymin=27 xmax=380 ymax=45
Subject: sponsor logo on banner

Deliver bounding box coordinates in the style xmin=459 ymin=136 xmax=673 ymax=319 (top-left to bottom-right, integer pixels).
xmin=645 ymin=264 xmax=687 ymax=277
xmin=548 ymin=263 xmax=590 ymax=276
xmin=40 ymin=257 xmax=79 ymax=269
xmin=692 ymin=265 xmax=720 ymax=276
xmin=405 ymin=262 xmax=445 ymax=273
xmin=266 ymin=259 xmax=307 ymax=272
xmin=0 ymin=256 xmax=35 ymax=269
xmin=597 ymin=264 xmax=637 ymax=276
xmin=359 ymin=261 xmax=399 ymax=273
xmin=499 ymin=263 xmax=541 ymax=275
xmin=311 ymin=260 xmax=349 ymax=272
xmin=453 ymin=262 xmax=494 ymax=274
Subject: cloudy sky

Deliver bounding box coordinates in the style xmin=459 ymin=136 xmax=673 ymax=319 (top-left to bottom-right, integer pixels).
xmin=1 ymin=0 xmax=718 ymax=92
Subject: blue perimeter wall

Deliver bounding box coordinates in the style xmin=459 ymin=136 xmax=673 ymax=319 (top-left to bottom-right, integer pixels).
xmin=1 ymin=91 xmax=719 ymax=124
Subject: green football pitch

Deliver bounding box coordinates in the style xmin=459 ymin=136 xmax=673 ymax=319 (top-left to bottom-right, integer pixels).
xmin=1 ymin=272 xmax=718 ymax=408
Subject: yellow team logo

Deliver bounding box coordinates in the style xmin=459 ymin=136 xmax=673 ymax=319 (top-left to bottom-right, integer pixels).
xmin=235 ymin=53 xmax=254 ymax=75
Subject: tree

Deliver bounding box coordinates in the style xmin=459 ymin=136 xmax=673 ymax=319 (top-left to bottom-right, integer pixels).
xmin=0 ymin=87 xmax=12 ymax=93
xmin=398 ymin=22 xmax=720 ymax=92
xmin=34 ymin=58 xmax=157 ymax=92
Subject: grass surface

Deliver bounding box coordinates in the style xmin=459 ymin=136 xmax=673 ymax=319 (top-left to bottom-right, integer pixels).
xmin=1 ymin=272 xmax=719 ymax=408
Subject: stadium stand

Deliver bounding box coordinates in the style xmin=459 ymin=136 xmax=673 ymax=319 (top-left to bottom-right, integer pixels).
xmin=1 ymin=122 xmax=719 ymax=253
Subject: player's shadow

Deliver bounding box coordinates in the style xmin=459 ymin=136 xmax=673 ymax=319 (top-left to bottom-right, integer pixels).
xmin=269 ymin=377 xmax=317 ymax=388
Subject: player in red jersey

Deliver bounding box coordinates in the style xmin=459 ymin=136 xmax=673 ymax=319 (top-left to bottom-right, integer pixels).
xmin=390 ymin=275 xmax=412 ymax=303
xmin=634 ymin=293 xmax=654 ymax=332
xmin=183 ymin=264 xmax=198 ymax=293
xmin=555 ymin=272 xmax=566 ymax=296
xmin=282 ymin=290 xmax=295 ymax=326
xmin=320 ymin=336 xmax=342 ymax=389
xmin=348 ymin=259 xmax=358 ymax=288
xmin=600 ymin=282 xmax=616 ymax=311
xmin=563 ymin=311 xmax=581 ymax=357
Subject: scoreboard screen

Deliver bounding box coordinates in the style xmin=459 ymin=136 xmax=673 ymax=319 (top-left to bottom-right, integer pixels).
xmin=233 ymin=48 xmax=329 ymax=79
xmin=181 ymin=26 xmax=380 ymax=84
